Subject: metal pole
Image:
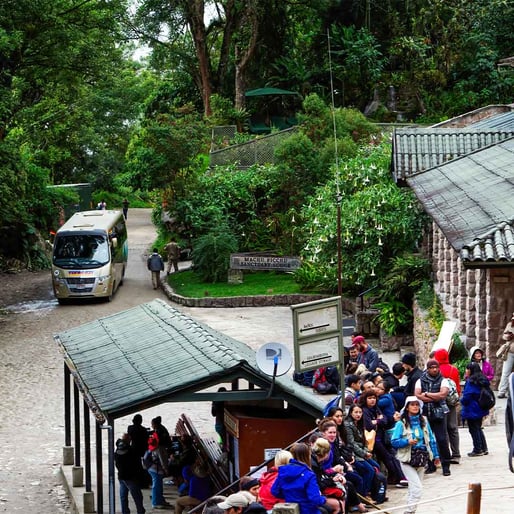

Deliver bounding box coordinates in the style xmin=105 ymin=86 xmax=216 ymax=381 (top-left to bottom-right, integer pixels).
xmin=83 ymin=400 xmax=92 ymax=491
xmin=64 ymin=364 xmax=71 ymax=447
xmin=73 ymin=381 xmax=81 ymax=466
xmin=466 ymin=482 xmax=481 ymax=514
xmin=336 ymin=193 xmax=342 ymax=298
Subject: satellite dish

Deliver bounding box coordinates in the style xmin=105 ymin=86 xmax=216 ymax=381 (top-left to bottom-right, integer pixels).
xmin=256 ymin=342 xmax=292 ymax=377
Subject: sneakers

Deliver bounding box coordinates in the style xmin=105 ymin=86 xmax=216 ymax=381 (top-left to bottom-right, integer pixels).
xmin=395 ymin=480 xmax=408 ymax=488
xmin=467 ymin=451 xmax=485 ymax=457
xmin=153 ymin=503 xmax=173 ymax=510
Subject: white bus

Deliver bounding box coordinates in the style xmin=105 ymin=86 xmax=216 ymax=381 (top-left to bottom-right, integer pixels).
xmin=51 ymin=210 xmax=128 ymax=304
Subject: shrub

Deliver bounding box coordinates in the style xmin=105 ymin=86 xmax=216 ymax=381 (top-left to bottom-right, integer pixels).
xmin=373 ymin=299 xmax=413 ymax=336
xmin=191 ymin=225 xmax=238 ymax=283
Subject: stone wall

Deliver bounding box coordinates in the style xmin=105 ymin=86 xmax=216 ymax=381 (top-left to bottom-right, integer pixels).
xmin=428 ymin=222 xmax=514 ymax=387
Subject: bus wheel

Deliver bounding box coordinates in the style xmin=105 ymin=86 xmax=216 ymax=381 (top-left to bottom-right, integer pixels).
xmin=106 ymin=285 xmax=114 ymax=302
xmin=57 ymin=298 xmax=70 ymax=305
xmin=119 ymin=266 xmax=125 ymax=286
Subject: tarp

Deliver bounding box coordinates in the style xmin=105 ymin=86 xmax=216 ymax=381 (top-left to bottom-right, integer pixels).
xmin=245 ymin=87 xmax=299 ymax=97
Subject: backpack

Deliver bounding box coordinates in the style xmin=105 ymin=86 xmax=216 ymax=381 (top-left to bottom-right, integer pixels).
xmin=446 ymin=378 xmax=460 ymax=407
xmin=323 ymin=394 xmax=343 ymax=417
xmin=293 ymin=370 xmax=315 ymax=387
xmin=142 ymin=449 xmax=154 ymax=470
xmin=313 ymin=368 xmax=337 ymax=394
xmin=478 ymin=386 xmax=496 ymax=411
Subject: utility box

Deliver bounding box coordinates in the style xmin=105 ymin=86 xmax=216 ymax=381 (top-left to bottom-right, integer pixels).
xmin=224 ymin=403 xmax=314 ymax=480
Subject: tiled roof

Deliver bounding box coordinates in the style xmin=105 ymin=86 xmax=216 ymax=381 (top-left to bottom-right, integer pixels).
xmin=407 ymin=137 xmax=514 ymax=261
xmin=461 ymin=221 xmax=514 ymax=267
xmin=392 ymin=128 xmax=514 ymax=180
xmin=54 ymin=299 xmax=326 ymax=422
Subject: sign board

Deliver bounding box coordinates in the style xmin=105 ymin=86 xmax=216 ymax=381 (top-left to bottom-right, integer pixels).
xmin=431 ymin=321 xmax=457 ymax=353
xmin=264 ymin=448 xmax=282 ymax=461
xmin=230 ymin=252 xmax=301 ymax=271
xmin=291 ymin=296 xmax=343 ymax=372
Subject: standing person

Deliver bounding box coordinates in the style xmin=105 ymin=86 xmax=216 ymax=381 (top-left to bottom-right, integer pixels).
xmin=401 ymin=353 xmax=422 ymax=398
xmin=147 ymin=248 xmax=164 ymax=290
xmin=164 ymin=239 xmax=181 ymax=275
xmin=271 ymin=442 xmax=329 ymax=514
xmin=211 ymin=387 xmax=227 ymax=450
xmin=461 ymin=362 xmax=491 ymax=456
xmin=433 ymin=348 xmax=462 ymax=464
xmin=414 ymin=359 xmax=452 ymax=476
xmin=469 ymin=346 xmax=494 ymax=382
xmin=497 ymin=313 xmax=514 ymax=398
xmin=97 ymin=199 xmax=107 ymax=210
xmin=146 ymin=432 xmax=172 ymax=510
xmin=127 ymin=414 xmax=151 ymax=487
xmin=390 ymin=397 xmax=440 ymax=514
xmin=353 ymin=336 xmax=379 ymax=373
xmin=115 ymin=433 xmax=147 ymax=514
xmin=122 ymin=198 xmax=129 ymax=220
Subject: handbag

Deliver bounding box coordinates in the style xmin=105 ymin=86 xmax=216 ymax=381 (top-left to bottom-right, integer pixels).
xmin=496 ymin=341 xmax=511 ymax=361
xmin=428 ymin=401 xmax=449 ymax=420
xmin=365 ymin=429 xmax=376 ymax=451
xmin=323 ymin=484 xmax=345 ymax=499
xmin=409 ymin=447 xmax=429 ymax=468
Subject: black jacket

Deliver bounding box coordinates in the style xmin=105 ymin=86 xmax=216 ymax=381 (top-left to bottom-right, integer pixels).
xmin=115 ymin=444 xmax=142 ymax=481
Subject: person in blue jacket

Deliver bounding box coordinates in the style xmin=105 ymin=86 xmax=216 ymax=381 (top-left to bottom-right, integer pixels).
xmin=271 ymin=442 xmax=328 ymax=514
xmin=461 ymin=362 xmax=491 ymax=456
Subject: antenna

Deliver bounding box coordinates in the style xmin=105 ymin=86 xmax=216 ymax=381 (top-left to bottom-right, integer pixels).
xmin=327 ymin=29 xmax=343 ymax=298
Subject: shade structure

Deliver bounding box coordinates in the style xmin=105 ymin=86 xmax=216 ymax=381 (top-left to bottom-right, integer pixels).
xmin=245 ymin=87 xmax=299 ymax=97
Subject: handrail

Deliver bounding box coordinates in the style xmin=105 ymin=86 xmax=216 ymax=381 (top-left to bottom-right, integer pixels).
xmin=357 ymin=284 xmax=379 ymax=311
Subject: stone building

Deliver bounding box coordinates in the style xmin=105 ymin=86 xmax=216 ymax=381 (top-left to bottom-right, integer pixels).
xmin=392 ymin=106 xmax=514 ymax=385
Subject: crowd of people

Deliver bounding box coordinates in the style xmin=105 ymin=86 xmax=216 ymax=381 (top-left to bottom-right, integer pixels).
xmin=113 ymin=329 xmax=502 ymax=514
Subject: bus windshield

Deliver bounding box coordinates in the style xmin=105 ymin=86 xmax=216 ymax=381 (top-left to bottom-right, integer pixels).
xmin=53 ymin=234 xmax=110 ymax=268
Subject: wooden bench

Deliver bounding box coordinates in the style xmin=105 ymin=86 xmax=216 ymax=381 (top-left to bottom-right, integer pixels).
xmin=175 ymin=413 xmax=230 ymax=493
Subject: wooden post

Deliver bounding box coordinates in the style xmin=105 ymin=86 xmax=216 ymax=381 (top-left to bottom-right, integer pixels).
xmin=467 ymin=482 xmax=481 ymax=514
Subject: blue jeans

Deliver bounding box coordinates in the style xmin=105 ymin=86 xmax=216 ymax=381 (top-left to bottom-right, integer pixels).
xmin=148 ymin=469 xmax=165 ymax=507
xmin=354 ymin=458 xmax=380 ymax=495
xmin=119 ymin=478 xmax=146 ymax=514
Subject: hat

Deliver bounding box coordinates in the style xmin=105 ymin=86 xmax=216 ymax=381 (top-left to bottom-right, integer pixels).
xmin=426 ymin=359 xmax=439 ymax=369
xmin=401 ymin=395 xmax=423 ymax=414
xmin=115 ymin=439 xmax=129 ymax=455
xmin=401 ymin=352 xmax=416 ymax=367
xmin=217 ymin=493 xmax=251 ymax=510
xmin=353 ymin=336 xmax=365 ymax=345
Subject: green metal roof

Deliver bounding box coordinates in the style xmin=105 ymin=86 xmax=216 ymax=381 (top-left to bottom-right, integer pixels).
xmin=54 ymin=299 xmax=326 ymax=423
xmin=245 ymin=87 xmax=299 ymax=97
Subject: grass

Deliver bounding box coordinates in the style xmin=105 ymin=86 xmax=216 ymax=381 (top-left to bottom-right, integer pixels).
xmin=167 ymin=270 xmax=308 ymax=297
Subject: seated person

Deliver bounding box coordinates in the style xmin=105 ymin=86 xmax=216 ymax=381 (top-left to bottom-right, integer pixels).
xmin=175 ymin=460 xmax=212 ymax=514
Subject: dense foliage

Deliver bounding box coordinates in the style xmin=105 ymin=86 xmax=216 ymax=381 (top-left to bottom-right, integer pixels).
xmin=1 ymin=0 xmax=513 ymax=269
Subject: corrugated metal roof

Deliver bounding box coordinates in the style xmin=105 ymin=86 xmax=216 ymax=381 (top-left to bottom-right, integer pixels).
xmin=392 ymin=128 xmax=514 ymax=180
xmin=469 ymin=111 xmax=514 ymax=130
xmin=54 ymin=299 xmax=326 ymax=422
xmin=407 ymin=137 xmax=514 ymax=254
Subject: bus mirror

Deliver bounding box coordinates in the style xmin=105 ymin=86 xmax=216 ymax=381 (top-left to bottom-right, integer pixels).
xmin=112 ymin=237 xmax=118 ymax=248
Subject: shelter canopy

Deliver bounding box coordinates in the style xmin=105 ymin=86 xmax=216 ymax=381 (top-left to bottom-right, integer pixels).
xmin=54 ymin=299 xmax=325 ymax=423
xmin=245 ymin=87 xmax=299 ymax=97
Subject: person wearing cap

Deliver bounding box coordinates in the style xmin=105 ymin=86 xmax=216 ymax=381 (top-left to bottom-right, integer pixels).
xmin=414 ymin=359 xmax=452 ymax=476
xmin=114 ymin=433 xmax=146 ymax=514
xmin=497 ymin=312 xmax=514 ymax=398
xmin=390 ymin=397 xmax=440 ymax=514
xmin=353 ymin=336 xmax=380 ymax=373
xmin=217 ymin=492 xmax=266 ymax=514
xmin=401 ymin=353 xmax=422 ymax=398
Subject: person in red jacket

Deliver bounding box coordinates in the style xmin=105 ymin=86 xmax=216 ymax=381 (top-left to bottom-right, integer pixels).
xmin=259 ymin=450 xmax=292 ymax=510
xmin=434 ymin=348 xmax=461 ymax=463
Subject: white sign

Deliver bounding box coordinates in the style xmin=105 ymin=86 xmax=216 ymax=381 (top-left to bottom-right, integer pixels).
xmin=296 ymin=304 xmax=339 ymax=339
xmin=264 ymin=448 xmax=282 ymax=461
xmin=298 ymin=336 xmax=340 ymax=371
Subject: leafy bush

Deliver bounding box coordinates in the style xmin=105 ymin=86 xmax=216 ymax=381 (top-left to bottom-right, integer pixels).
xmin=415 ymin=281 xmax=446 ymax=332
xmin=373 ymin=299 xmax=413 ymax=336
xmin=191 ymin=224 xmax=238 ymax=283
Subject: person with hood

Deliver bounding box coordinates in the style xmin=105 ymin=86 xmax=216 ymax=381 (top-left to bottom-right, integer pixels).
xmin=433 ymin=348 xmax=461 ymax=464
xmin=390 ymin=397 xmax=440 ymax=514
xmin=354 ymin=336 xmax=379 ymax=373
xmin=498 ymin=313 xmax=514 ymax=398
xmin=469 ymin=346 xmax=494 ymax=382
xmin=401 ymin=353 xmax=422 ymax=398
xmin=115 ymin=433 xmax=146 ymax=514
xmin=461 ymin=362 xmax=491 ymax=456
xmin=271 ymin=442 xmax=328 ymax=514
xmin=259 ymin=450 xmax=292 ymax=511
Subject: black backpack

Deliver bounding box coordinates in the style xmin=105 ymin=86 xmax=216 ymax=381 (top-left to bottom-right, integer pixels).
xmin=478 ymin=386 xmax=496 ymax=411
